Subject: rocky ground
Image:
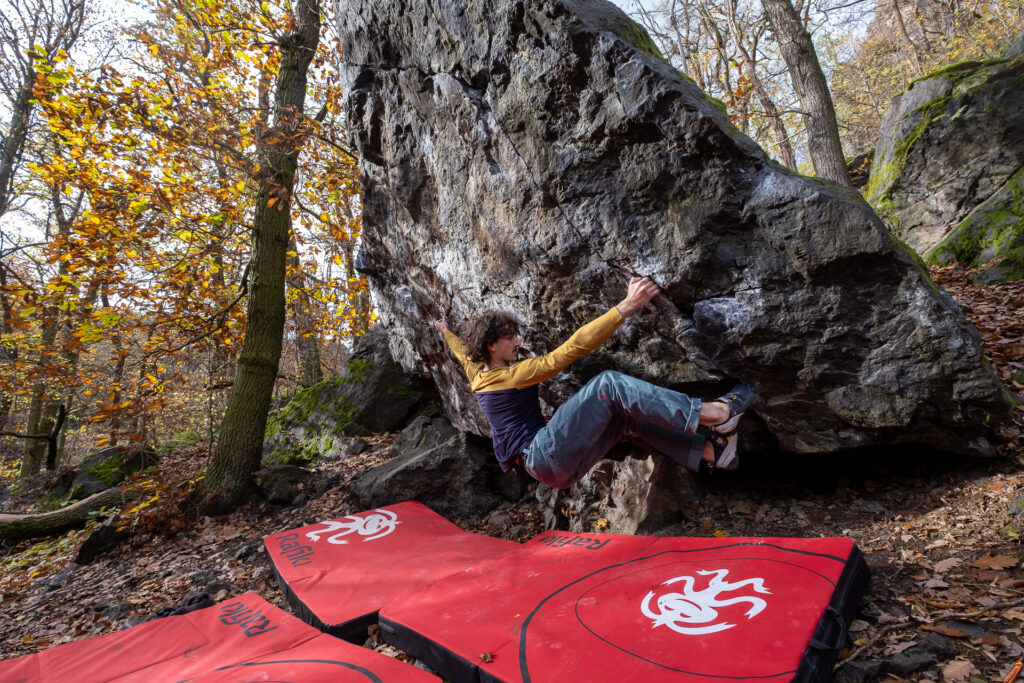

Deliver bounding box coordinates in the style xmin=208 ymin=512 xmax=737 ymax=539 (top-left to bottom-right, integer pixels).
xmin=0 ymin=265 xmax=1022 ymax=682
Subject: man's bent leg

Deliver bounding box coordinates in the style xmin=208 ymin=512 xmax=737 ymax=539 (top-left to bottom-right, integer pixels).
xmin=523 ymin=370 xmax=703 ymax=487
xmin=631 ymin=421 xmax=707 ymax=472
xmin=586 ymin=370 xmax=703 ymax=434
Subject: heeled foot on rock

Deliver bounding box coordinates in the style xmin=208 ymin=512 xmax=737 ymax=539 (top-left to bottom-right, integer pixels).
xmin=712 ymin=383 xmax=754 ymax=434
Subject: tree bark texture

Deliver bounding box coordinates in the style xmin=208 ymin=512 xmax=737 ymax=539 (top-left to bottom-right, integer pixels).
xmin=0 ymin=486 xmax=140 ymax=542
xmin=289 ymin=236 xmax=324 ymax=387
xmin=201 ymin=0 xmax=320 ymax=514
xmin=761 ymin=0 xmax=852 ymax=186
xmin=0 ymin=74 xmax=33 ymax=218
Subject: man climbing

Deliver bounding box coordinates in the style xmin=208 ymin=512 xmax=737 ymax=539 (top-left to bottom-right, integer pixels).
xmin=434 ymin=276 xmax=754 ymax=489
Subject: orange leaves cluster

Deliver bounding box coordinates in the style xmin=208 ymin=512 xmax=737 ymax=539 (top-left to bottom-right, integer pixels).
xmin=5 ymin=0 xmax=369 ymax=444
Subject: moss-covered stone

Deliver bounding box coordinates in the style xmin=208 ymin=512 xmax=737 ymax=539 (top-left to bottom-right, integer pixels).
xmin=261 ymin=328 xmax=436 ymax=466
xmin=86 ymin=453 xmax=128 ymax=487
xmin=867 ymin=54 xmax=1024 ymax=255
xmin=62 ymin=447 xmax=158 ymax=500
xmin=707 ymin=94 xmax=728 ymax=116
xmin=927 ymin=164 xmax=1024 ymax=282
xmin=865 ymin=92 xmax=951 ymax=212
xmin=621 ymin=18 xmax=666 ymax=63
xmin=912 ymin=58 xmax=1009 ymax=86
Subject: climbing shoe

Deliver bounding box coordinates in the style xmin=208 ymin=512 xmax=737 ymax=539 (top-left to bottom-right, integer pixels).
xmin=700 ymin=426 xmax=739 ymax=473
xmin=712 ymin=383 xmax=754 ymax=434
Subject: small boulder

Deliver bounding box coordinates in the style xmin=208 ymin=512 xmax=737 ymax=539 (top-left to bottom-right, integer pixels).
xmin=321 ymin=437 xmax=370 ymax=461
xmin=34 ymin=566 xmax=74 ymax=591
xmin=57 ymin=447 xmax=158 ymax=500
xmin=76 ymin=513 xmax=132 ymax=565
xmin=351 ymin=417 xmax=500 ymax=517
xmin=263 ymin=327 xmax=438 ymax=466
xmin=536 ymin=452 xmax=699 ymax=534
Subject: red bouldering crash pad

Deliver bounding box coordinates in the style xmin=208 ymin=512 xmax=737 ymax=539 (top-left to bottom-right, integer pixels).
xmin=0 ymin=592 xmax=439 ymax=682
xmin=378 ymin=532 xmax=869 ymax=683
xmin=263 ymin=500 xmax=515 ymax=641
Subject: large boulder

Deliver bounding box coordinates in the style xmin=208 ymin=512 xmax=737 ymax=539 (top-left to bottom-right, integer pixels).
xmin=866 ymin=43 xmax=1024 ymax=267
xmin=337 ymin=0 xmax=1013 ymax=457
xmin=263 ymin=327 xmax=436 ymax=465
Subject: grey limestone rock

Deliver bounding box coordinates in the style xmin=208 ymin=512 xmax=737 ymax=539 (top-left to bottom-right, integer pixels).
xmin=536 ymin=453 xmax=699 ymax=534
xmin=337 ymin=0 xmax=1012 ymax=458
xmin=866 ymin=49 xmax=1024 ymax=263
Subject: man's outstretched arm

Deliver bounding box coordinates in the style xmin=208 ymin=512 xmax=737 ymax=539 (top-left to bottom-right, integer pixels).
xmin=504 ymin=277 xmax=661 ymax=387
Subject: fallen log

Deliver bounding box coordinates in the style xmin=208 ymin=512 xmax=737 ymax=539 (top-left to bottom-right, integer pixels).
xmin=0 ymin=487 xmax=141 ymax=543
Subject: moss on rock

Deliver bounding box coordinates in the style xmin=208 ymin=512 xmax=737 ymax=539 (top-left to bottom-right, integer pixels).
xmin=927 ymin=164 xmax=1024 ymax=282
xmin=622 ymin=18 xmax=666 ymax=62
xmin=912 ymin=58 xmax=1009 ymax=86
xmin=261 ymin=331 xmax=433 ymax=466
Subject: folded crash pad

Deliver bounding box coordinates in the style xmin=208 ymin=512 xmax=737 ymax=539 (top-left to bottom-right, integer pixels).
xmin=379 ymin=532 xmax=869 ymax=683
xmin=263 ymin=500 xmax=515 ymax=641
xmin=0 ymin=591 xmax=438 ymax=682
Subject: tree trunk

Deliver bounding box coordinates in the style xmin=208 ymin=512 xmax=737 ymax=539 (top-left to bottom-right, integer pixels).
xmin=201 ymin=0 xmax=320 ymax=514
xmin=0 ymin=486 xmax=140 ymax=542
xmin=21 ymin=287 xmax=61 ymax=476
xmin=288 ymin=236 xmax=323 ymax=387
xmin=0 ymin=265 xmax=16 ymax=435
xmin=1 ymin=0 xmax=85 ymax=218
xmin=20 ymin=388 xmax=47 ymax=476
xmin=21 ymin=159 xmax=91 ymax=475
xmin=0 ymin=70 xmax=34 ymax=218
xmin=761 ymin=0 xmax=852 ymax=186
xmin=44 ymin=403 xmax=67 ymax=470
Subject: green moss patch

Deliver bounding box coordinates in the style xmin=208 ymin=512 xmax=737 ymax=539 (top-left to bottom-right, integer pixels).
xmin=912 ymin=58 xmax=1009 ymax=87
xmin=622 ymin=18 xmax=667 ymax=63
xmin=928 ymin=164 xmax=1024 ymax=282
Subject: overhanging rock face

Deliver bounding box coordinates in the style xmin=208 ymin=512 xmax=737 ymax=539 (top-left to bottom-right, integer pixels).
xmin=337 ymin=0 xmax=1012 ymax=456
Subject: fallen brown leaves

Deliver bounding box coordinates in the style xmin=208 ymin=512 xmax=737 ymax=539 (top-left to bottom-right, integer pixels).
xmin=931 ymin=265 xmax=1024 ymax=398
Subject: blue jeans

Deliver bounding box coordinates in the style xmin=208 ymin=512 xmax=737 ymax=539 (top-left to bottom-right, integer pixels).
xmin=522 ymin=370 xmax=705 ymax=489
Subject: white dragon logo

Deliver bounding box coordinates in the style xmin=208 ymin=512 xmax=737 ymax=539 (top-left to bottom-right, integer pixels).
xmin=641 ymin=568 xmax=771 ymax=635
xmin=305 ymin=509 xmax=401 ymax=544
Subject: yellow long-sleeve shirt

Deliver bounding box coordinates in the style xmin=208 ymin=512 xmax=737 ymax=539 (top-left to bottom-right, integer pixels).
xmin=443 ymin=307 xmax=624 ymax=391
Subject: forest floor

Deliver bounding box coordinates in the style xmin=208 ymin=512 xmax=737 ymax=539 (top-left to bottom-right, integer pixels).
xmin=0 ymin=265 xmax=1022 ymax=682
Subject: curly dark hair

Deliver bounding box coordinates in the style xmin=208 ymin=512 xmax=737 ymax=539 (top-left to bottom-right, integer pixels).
xmin=459 ymin=311 xmax=520 ymax=363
